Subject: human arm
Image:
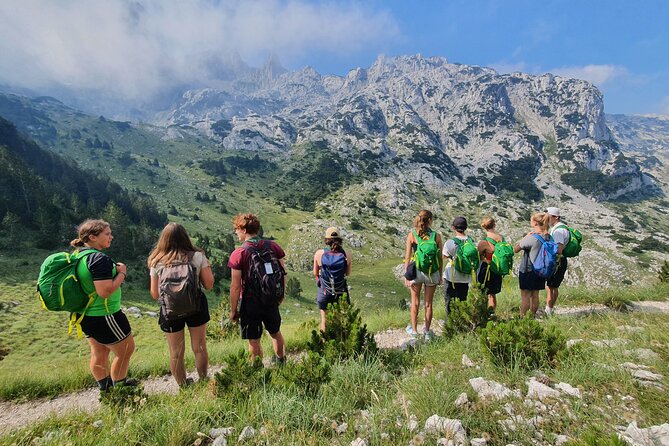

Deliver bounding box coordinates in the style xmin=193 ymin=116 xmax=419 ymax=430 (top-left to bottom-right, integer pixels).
xmin=150 ymin=272 xmax=159 ymax=300
xmin=92 ymin=261 xmax=126 ymax=298
xmin=345 ymin=251 xmax=352 ymax=277
xmin=313 ymin=250 xmax=322 ymax=281
xmin=436 ymin=233 xmax=444 ymax=283
xmin=229 ymin=268 xmax=242 ymax=321
xmin=403 ymin=232 xmax=414 ymax=286
xmin=279 ymin=258 xmax=286 ymax=305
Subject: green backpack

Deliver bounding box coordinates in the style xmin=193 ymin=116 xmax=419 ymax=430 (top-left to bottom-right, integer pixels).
xmin=452 ymin=236 xmax=480 ymax=275
xmin=413 ymin=230 xmax=441 ymax=275
xmin=486 ymin=237 xmax=514 ymax=276
xmin=561 ymin=226 xmax=583 ymax=258
xmin=37 ymin=249 xmax=98 ymax=334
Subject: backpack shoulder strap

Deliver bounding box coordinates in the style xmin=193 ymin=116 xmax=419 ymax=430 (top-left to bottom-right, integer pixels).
xmin=532 ymin=233 xmax=547 ymax=245
xmin=485 ymin=237 xmax=497 ymax=246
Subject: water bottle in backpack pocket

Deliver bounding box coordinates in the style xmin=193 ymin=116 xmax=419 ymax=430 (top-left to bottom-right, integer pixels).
xmin=320 ymin=249 xmax=348 ymax=297
xmin=158 ymin=255 xmax=201 ymax=321
xmin=531 ymin=234 xmax=559 ymax=278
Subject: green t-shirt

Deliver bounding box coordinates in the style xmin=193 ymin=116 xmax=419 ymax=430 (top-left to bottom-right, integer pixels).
xmin=75 ymin=251 xmax=122 ymax=316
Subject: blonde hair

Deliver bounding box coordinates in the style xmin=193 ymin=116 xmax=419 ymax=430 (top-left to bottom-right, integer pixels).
xmin=70 ymin=219 xmax=110 ymax=247
xmin=531 ymin=212 xmax=549 ymax=233
xmin=147 ymin=222 xmax=200 ymax=268
xmin=413 ymin=210 xmax=433 ymax=238
xmin=480 ymin=216 xmax=496 ymax=231
xmin=232 ymin=213 xmax=260 ymax=234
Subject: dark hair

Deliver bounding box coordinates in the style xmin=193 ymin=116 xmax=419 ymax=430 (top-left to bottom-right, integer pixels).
xmin=413 ymin=210 xmax=433 ymax=238
xmin=232 ymin=213 xmax=261 ymax=234
xmin=70 ymin=219 xmax=110 ymax=247
xmin=480 ymin=216 xmax=496 ymax=231
xmin=147 ymin=223 xmax=200 ymax=267
xmin=325 ymin=237 xmax=343 ymax=252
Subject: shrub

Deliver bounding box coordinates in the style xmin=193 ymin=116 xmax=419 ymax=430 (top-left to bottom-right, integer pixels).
xmin=602 ymin=293 xmax=631 ymax=312
xmin=480 ymin=317 xmax=566 ymax=370
xmin=206 ymin=299 xmax=237 ymax=341
xmin=272 ymin=352 xmax=331 ymax=397
xmin=99 ymin=383 xmax=148 ymax=412
xmin=286 ymin=277 xmax=303 ymax=298
xmin=210 ymin=350 xmax=270 ymax=399
xmin=442 ymin=287 xmax=493 ymax=337
xmin=659 ymin=261 xmax=669 ymax=283
xmin=307 ymin=299 xmax=378 ymax=362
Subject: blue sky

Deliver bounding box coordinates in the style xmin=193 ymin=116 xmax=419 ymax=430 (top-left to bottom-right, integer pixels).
xmin=1 ymin=0 xmax=667 ymax=115
xmin=301 ymin=0 xmax=669 ymax=115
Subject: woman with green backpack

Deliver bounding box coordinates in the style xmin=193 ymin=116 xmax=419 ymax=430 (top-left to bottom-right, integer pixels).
xmin=403 ymin=210 xmax=443 ymax=340
xmin=477 ymin=217 xmax=512 ymax=313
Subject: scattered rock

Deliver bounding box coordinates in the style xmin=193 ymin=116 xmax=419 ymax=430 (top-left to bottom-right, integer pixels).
xmin=555 ymin=434 xmax=570 ymax=445
xmin=143 ymin=311 xmax=158 ymax=317
xmin=238 ymin=426 xmax=255 ymax=442
xmin=454 ymin=393 xmax=469 ymax=408
xmin=619 ymin=421 xmax=669 ymax=446
xmin=526 ymin=378 xmax=560 ymax=400
xmin=555 ymin=382 xmax=582 ymax=399
xmin=350 ymin=438 xmax=367 ymax=446
xmin=567 ymin=339 xmax=584 ymax=347
xmin=625 ymin=348 xmax=660 ymax=362
xmin=461 ymin=354 xmax=475 ymax=368
xmin=92 ymin=420 xmax=103 ymax=428
xmin=212 ymin=437 xmax=227 ymax=446
xmin=469 ymin=377 xmax=521 ymax=401
xmin=365 ymin=292 xmax=374 ymax=298
xmin=591 ymin=338 xmax=630 ymax=348
xmin=632 ymin=370 xmax=664 ymax=382
xmin=336 ymin=423 xmax=348 ymax=434
xmin=408 ymin=415 xmax=419 ymax=432
xmin=423 ymin=415 xmax=466 ymax=443
xmin=471 ymin=438 xmax=487 ymax=446
xmin=125 ymin=306 xmax=142 ymax=315
xmin=410 ymin=432 xmax=426 ymax=445
xmin=618 ymin=325 xmax=644 ymax=333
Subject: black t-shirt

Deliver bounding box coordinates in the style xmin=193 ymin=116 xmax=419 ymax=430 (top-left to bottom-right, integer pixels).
xmin=86 ymin=252 xmax=114 ymax=281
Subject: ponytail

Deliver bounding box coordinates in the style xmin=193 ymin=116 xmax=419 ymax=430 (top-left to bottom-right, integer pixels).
xmin=531 ymin=212 xmax=549 ymax=233
xmin=413 ymin=210 xmax=433 ymax=238
xmin=70 ymin=219 xmax=110 ymax=248
xmin=325 ymin=237 xmax=343 ymax=252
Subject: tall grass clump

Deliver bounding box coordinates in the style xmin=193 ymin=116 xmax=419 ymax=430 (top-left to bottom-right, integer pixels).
xmin=480 ymin=317 xmax=566 ymax=370
xmin=443 ymin=287 xmax=494 ymax=337
xmin=659 ymin=260 xmax=669 ymax=283
xmin=210 ymin=350 xmax=270 ymax=399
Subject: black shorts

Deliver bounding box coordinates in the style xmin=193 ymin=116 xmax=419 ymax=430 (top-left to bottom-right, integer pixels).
xmin=445 ymin=282 xmax=469 ymax=300
xmin=477 ymin=264 xmax=502 ymax=295
xmin=546 ymin=257 xmax=568 ymax=289
xmin=79 ymin=310 xmax=132 ymax=345
xmin=316 ymin=283 xmax=350 ymax=310
xmin=240 ymin=298 xmax=281 ymax=340
xmin=519 ymin=271 xmax=546 ymax=291
xmin=159 ymin=295 xmax=210 ymax=333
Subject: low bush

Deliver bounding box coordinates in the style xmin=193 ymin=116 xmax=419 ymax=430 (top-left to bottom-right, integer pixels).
xmin=480 ymin=317 xmax=566 ymax=370
xmin=659 ymin=260 xmax=669 ymax=283
xmin=272 ymin=352 xmax=331 ymax=397
xmin=210 ymin=350 xmax=270 ymax=399
xmin=99 ymin=383 xmax=148 ymax=412
xmin=442 ymin=287 xmax=493 ymax=337
xmin=307 ymin=299 xmax=378 ymax=362
xmin=206 ymin=299 xmax=238 ymax=341
xmin=602 ymin=293 xmax=632 ymax=312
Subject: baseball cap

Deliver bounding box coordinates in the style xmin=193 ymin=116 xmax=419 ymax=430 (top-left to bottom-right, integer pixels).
xmin=325 ymin=227 xmax=341 ymax=238
xmin=546 ymin=207 xmax=561 ymax=217
xmin=452 ymin=216 xmax=468 ymax=231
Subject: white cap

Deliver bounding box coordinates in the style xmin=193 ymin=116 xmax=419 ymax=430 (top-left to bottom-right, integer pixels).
xmin=546 ymin=207 xmax=561 ymax=217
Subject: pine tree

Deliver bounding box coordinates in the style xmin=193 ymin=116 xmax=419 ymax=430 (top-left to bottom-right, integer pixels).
xmin=660 ymin=261 xmax=669 ymax=283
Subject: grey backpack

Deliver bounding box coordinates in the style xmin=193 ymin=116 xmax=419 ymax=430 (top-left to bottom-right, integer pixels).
xmin=158 ymin=254 xmax=201 ymax=320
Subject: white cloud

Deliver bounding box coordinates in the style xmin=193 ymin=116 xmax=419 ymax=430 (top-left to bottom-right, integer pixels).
xmin=548 ymin=64 xmax=628 ymax=86
xmin=0 ymin=0 xmax=399 ymax=100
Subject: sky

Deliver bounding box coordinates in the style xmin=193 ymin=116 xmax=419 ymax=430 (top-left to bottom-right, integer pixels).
xmin=0 ymin=0 xmax=667 ymax=115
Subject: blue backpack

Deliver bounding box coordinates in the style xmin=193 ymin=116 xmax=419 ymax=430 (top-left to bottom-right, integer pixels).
xmin=320 ymin=248 xmax=348 ymax=296
xmin=532 ymin=234 xmax=559 ymax=278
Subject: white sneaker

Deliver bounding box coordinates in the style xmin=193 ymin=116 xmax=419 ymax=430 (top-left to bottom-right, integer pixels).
xmin=405 ymin=325 xmax=418 ymax=337
xmin=545 ymin=306 xmax=554 ymax=317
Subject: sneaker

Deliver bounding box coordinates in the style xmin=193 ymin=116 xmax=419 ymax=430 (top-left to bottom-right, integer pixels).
xmin=270 ymin=355 xmax=286 ymax=366
xmin=181 ymin=377 xmax=195 ymax=388
xmin=544 ymin=306 xmax=554 ymax=317
xmin=114 ymin=377 xmax=139 ymax=387
xmin=423 ymin=330 xmax=435 ymax=342
xmin=405 ymin=325 xmax=417 ymax=337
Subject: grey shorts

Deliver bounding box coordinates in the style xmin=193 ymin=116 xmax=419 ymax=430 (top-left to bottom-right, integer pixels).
xmin=413 ymin=270 xmax=440 ymax=286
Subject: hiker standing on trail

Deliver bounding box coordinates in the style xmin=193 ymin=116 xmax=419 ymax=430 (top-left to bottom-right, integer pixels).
xmin=477 ymin=217 xmax=506 ymax=313
xmin=71 ymin=219 xmax=136 ymax=391
xmin=514 ymin=212 xmax=552 ymax=317
xmin=228 ymin=213 xmax=287 ymax=363
xmin=443 ymin=216 xmax=478 ymax=317
xmin=313 ymin=227 xmax=352 ymax=332
xmin=148 ymin=223 xmax=214 ymax=387
xmin=545 ymin=207 xmax=569 ymax=316
xmin=403 ymin=210 xmax=442 ymax=340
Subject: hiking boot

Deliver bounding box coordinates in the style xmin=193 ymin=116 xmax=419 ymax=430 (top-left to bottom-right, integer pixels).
xmin=114 ymin=377 xmax=139 ymax=387
xmin=405 ymin=325 xmax=418 ymax=337
xmin=181 ymin=377 xmax=195 ymax=388
xmin=423 ymin=329 xmax=435 ymax=342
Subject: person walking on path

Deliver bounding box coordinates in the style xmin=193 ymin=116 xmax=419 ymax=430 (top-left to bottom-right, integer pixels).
xmin=514 ymin=212 xmax=552 ymax=317
xmin=148 ymin=223 xmax=214 ymax=387
xmin=477 ymin=217 xmax=504 ymax=312
xmin=545 ymin=207 xmax=569 ymax=316
xmin=228 ymin=213 xmax=287 ymax=362
xmin=443 ymin=216 xmax=476 ymax=316
xmin=71 ymin=219 xmax=136 ymax=391
xmin=313 ymin=227 xmax=352 ymax=332
xmin=403 ymin=210 xmax=443 ymax=340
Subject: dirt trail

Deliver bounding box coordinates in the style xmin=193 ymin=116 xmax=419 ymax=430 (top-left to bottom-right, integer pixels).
xmin=1 ymin=301 xmax=668 ymax=435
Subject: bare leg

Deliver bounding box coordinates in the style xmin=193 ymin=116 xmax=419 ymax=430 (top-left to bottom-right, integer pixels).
xmin=107 ymin=335 xmax=135 ymax=381
xmin=269 ymin=330 xmax=285 ymax=359
xmin=530 ymin=291 xmax=540 ymax=317
xmin=423 ymin=285 xmax=436 ymax=331
xmin=248 ymin=339 xmax=263 ymax=360
xmin=520 ymin=290 xmax=531 ymax=317
xmin=188 ymin=324 xmax=208 ymax=379
xmin=410 ymin=282 xmax=422 ymax=332
xmin=319 ymin=310 xmax=327 ymax=332
xmin=165 ymin=330 xmax=186 ymax=385
xmin=87 ymin=338 xmax=111 ymax=381
xmin=488 ymin=294 xmax=497 ymax=311
xmin=546 ymin=286 xmax=558 ymax=310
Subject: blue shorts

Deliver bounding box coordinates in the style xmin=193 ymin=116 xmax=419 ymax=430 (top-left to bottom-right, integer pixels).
xmin=316 ymin=281 xmax=349 ymax=310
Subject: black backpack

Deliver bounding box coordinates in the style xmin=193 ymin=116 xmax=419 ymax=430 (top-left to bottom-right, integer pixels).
xmin=158 ymin=253 xmax=201 ymax=321
xmin=243 ymin=241 xmax=285 ymax=305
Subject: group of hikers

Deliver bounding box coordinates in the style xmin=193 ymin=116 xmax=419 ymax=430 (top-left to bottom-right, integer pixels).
xmin=38 ymin=207 xmax=579 ymax=393
xmin=402 ymin=208 xmax=580 ymax=340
